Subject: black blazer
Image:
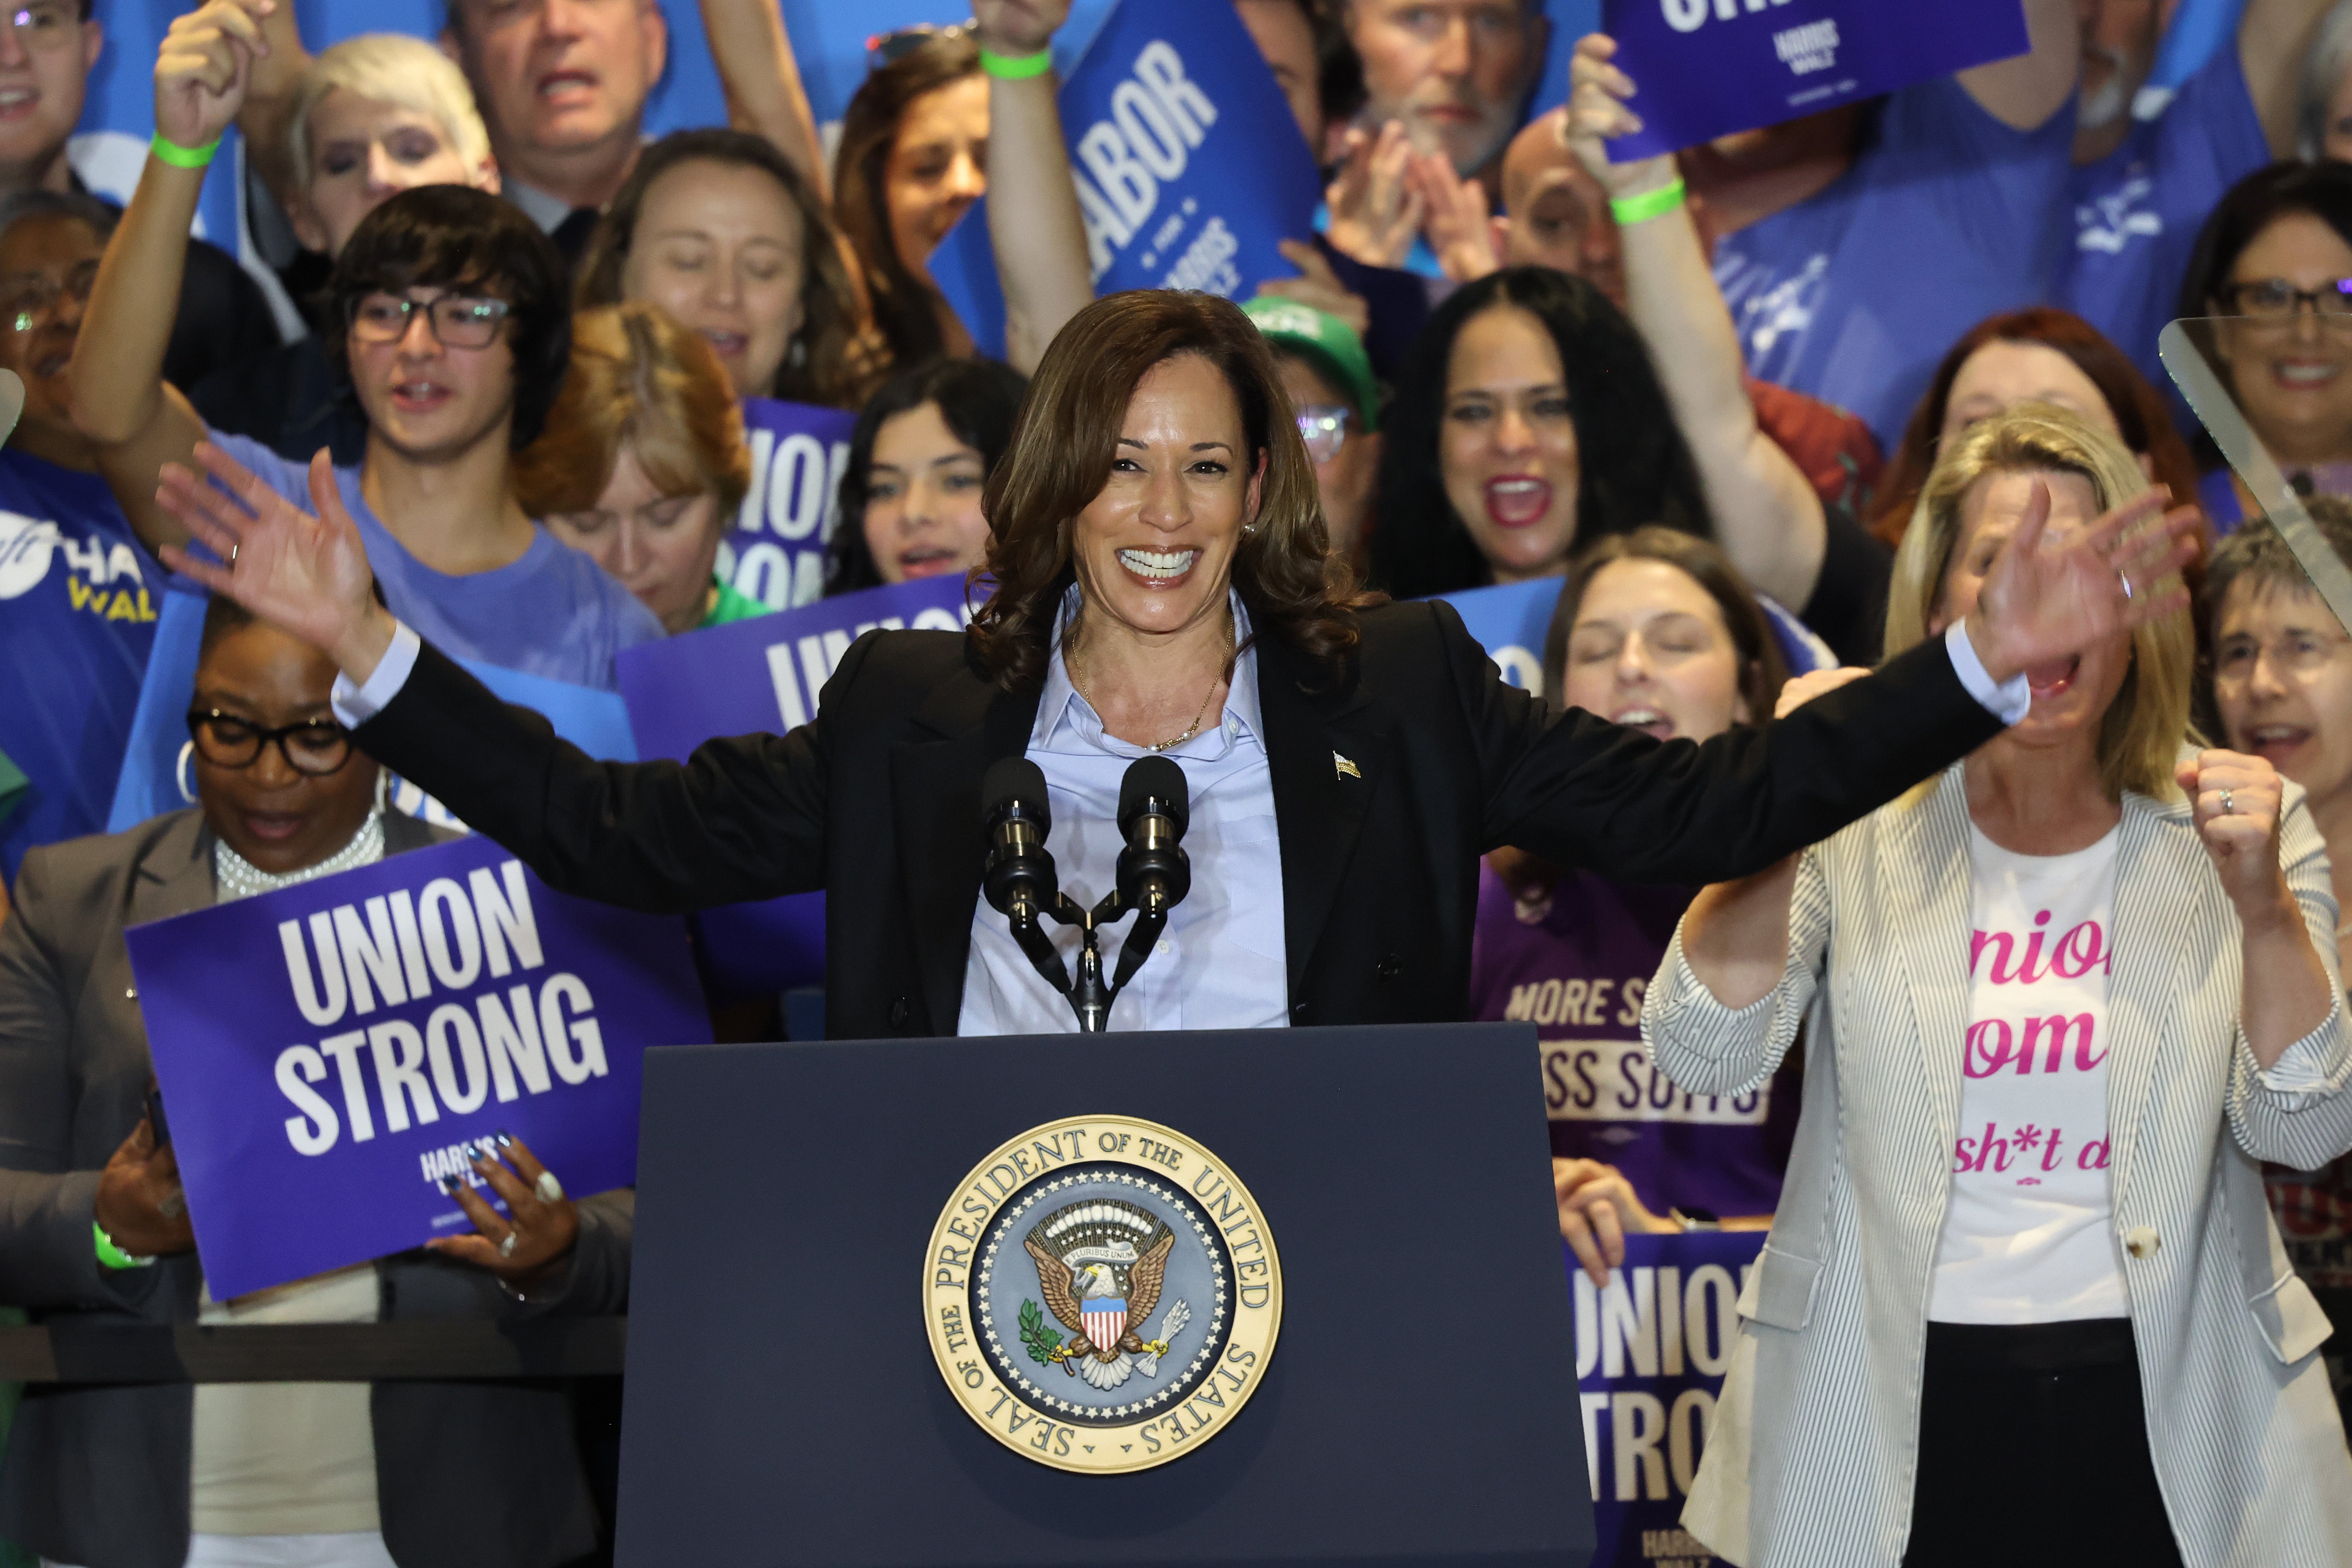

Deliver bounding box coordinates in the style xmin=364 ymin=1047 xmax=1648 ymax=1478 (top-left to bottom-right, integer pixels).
xmin=359 ymin=599 xmax=2000 ymax=1040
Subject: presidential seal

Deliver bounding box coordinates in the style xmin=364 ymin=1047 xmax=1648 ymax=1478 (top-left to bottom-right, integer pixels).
xmin=925 ymin=1116 xmax=1281 ymax=1474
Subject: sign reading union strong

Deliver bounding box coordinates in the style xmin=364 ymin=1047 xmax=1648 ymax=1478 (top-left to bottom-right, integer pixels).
xmin=926 ymin=1116 xmax=1283 ymax=1474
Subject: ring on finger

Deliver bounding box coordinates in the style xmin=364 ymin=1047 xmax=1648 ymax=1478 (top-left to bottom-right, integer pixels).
xmin=228 ymin=543 xmax=237 ymax=564
xmin=534 ymin=1169 xmax=564 ymax=1203
xmin=2117 ymin=567 xmax=2132 ymax=602
xmin=498 ymin=1231 xmax=518 ymax=1258
xmin=2220 ymin=788 xmax=2234 ymax=817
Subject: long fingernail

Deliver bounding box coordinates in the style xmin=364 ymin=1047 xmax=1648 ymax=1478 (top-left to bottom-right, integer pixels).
xmin=494 ymin=1130 xmax=514 ymax=1148
xmin=437 ymin=1177 xmax=457 ymax=1196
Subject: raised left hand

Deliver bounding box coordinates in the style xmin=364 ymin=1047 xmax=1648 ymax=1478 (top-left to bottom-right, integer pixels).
xmin=427 ymin=1134 xmax=579 ymax=1283
xmin=2176 ymin=749 xmax=2292 ymax=920
xmin=972 ymin=0 xmax=1065 ymax=56
xmin=1410 ymin=152 xmax=1499 ymax=283
xmin=1963 ymin=481 xmax=2200 ymax=684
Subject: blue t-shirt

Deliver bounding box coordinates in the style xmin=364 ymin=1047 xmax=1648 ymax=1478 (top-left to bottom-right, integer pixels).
xmin=2061 ymin=45 xmax=2269 ymax=392
xmin=1712 ymin=78 xmax=2078 ymax=450
xmin=0 ymin=451 xmax=159 ymax=883
xmin=210 ymin=434 xmax=661 ymax=690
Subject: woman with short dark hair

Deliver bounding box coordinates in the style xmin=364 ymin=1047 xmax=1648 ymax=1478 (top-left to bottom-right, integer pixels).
xmin=151 ymin=291 xmax=2196 ymax=1044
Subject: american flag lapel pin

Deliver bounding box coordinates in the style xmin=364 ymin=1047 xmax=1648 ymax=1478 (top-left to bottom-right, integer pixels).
xmin=1333 ymin=752 xmax=1360 ymax=780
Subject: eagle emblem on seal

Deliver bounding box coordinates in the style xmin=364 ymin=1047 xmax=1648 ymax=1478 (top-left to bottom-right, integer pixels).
xmin=1021 ymin=1199 xmax=1194 ymax=1392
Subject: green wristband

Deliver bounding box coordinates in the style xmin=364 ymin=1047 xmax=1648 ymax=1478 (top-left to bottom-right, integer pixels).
xmin=150 ymin=132 xmax=221 ymax=170
xmin=1608 ymin=177 xmax=1686 ymax=226
xmin=94 ymin=1220 xmax=154 ymax=1270
xmin=977 ymin=46 xmax=1053 ymax=80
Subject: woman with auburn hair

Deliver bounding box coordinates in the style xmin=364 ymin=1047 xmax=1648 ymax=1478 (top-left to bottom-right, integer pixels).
xmin=1650 ymin=405 xmax=2352 ymax=1566
xmin=518 ymin=303 xmax=760 ymax=636
xmin=147 ymin=292 xmax=2193 ymax=1043
xmin=1870 ymin=307 xmax=2203 ymax=549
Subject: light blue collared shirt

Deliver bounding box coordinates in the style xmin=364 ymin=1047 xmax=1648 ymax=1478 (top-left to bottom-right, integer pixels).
xmin=953 ymin=591 xmax=1289 ymax=1036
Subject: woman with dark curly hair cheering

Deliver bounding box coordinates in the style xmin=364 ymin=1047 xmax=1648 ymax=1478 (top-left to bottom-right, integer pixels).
xmin=148 ymin=291 xmax=2195 ymax=1040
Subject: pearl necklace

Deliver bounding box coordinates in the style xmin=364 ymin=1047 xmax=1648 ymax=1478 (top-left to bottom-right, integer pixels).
xmin=214 ymin=812 xmax=386 ymax=904
xmin=1070 ymin=615 xmax=1236 ymax=753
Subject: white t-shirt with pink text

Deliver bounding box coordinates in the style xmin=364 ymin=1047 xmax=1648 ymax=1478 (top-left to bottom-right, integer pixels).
xmin=1930 ymin=823 xmax=2128 ymax=1323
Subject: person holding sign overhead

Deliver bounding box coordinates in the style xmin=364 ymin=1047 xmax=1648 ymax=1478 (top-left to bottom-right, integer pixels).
xmin=153 ymin=288 xmax=2195 ymax=1043
xmin=0 ymin=595 xmax=626 ymax=1568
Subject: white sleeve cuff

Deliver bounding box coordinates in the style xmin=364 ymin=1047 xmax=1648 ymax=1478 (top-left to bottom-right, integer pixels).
xmin=2258 ymin=1027 xmax=2335 ymax=1093
xmin=330 ymin=621 xmax=421 ymax=727
xmin=1944 ymin=621 xmax=2031 ymax=726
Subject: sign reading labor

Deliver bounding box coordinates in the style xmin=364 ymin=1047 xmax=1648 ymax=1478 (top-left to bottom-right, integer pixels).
xmin=716 ymin=398 xmax=859 ymax=614
xmin=1574 ymin=1230 xmax=1766 ymax=1567
xmin=124 ymin=834 xmax=706 ymax=1298
xmin=615 ymin=576 xmax=976 ymax=1000
xmin=1597 ymin=0 xmax=2029 ymax=158
xmin=927 ymin=0 xmax=1322 ymax=358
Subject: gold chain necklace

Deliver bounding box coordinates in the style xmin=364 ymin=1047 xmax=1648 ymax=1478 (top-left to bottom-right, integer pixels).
xmin=1071 ymin=615 xmax=1236 ymax=752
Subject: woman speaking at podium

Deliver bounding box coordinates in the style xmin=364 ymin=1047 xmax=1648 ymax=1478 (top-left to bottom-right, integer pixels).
xmin=154 ymin=292 xmax=2197 ymax=1039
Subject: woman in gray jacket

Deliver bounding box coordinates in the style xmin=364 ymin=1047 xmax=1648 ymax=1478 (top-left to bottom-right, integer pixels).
xmin=0 ymin=596 xmax=628 ymax=1568
xmin=1646 ymin=408 xmax=2352 ymax=1567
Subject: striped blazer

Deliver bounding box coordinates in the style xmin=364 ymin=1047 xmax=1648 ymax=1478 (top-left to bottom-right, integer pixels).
xmin=1641 ymin=763 xmax=2352 ymax=1568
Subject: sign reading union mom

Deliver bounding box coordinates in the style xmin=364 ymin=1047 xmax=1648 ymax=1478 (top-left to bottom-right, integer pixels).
xmin=926 ymin=1116 xmax=1282 ymax=1474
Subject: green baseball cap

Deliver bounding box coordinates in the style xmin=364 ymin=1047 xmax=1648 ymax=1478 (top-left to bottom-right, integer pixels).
xmin=1242 ymin=295 xmax=1379 ymax=434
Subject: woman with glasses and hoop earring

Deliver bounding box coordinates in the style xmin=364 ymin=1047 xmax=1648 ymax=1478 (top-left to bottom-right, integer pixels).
xmin=0 ymin=595 xmax=631 ymax=1568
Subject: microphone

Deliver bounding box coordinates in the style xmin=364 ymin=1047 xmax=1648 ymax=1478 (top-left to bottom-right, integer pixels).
xmin=982 ymin=757 xmax=1058 ymax=922
xmin=1115 ymin=755 xmax=1191 ymax=915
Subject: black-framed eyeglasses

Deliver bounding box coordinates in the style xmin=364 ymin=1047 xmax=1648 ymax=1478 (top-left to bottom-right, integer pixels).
xmin=1296 ymin=404 xmax=1350 ymax=465
xmin=347 ymin=292 xmax=512 ymax=349
xmin=2217 ymin=278 xmax=2352 ymax=321
xmin=185 ymin=710 xmax=356 ymax=777
xmin=867 ymin=20 xmax=972 ymax=69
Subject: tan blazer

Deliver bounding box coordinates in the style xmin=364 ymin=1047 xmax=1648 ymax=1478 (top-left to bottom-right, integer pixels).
xmin=1642 ymin=764 xmax=2352 ymax=1568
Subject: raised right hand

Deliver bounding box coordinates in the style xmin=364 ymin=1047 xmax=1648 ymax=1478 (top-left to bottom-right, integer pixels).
xmin=156 ymin=443 xmax=397 ymax=683
xmin=972 ymin=0 xmax=1067 ymax=56
xmin=94 ymin=1115 xmax=194 ymax=1259
xmin=1564 ymin=34 xmax=1675 ymax=198
xmin=1964 ymin=482 xmax=2200 ymax=685
xmin=1323 ymin=121 xmax=1425 ymax=269
xmin=155 ymin=0 xmax=274 ymax=152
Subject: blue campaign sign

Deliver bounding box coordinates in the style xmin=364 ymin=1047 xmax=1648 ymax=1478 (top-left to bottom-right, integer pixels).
xmin=616 ymin=575 xmax=975 ymax=999
xmin=109 ymin=588 xmax=637 ymax=835
xmin=1572 ymin=1230 xmax=1765 ymax=1567
xmin=1437 ymin=577 xmax=1563 ymax=697
xmin=715 ymin=397 xmax=858 ymax=613
xmin=1597 ymin=0 xmax=2029 ymax=158
xmin=125 ymin=833 xmax=706 ymax=1298
xmin=928 ymin=0 xmax=1323 ymax=360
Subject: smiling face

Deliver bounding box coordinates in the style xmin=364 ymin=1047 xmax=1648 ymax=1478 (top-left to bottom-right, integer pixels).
xmin=0 ymin=210 xmax=98 ymax=437
xmin=1440 ymin=302 xmax=1580 ymax=583
xmin=1346 ymin=0 xmax=1539 ymax=174
xmin=193 ymin=619 xmax=379 ymax=875
xmin=1274 ymin=352 xmax=1379 ymax=562
xmin=345 ymin=286 xmax=519 ymax=461
xmin=1559 ymin=557 xmax=1750 ymax=742
xmin=621 ymin=158 xmax=807 ymax=398
xmin=445 ymin=0 xmax=663 ymax=171
xmin=1940 ymin=340 xmax=2125 ymax=446
xmin=1070 ymin=353 xmax=1263 ymax=642
xmin=295 ymin=89 xmax=497 ymax=257
xmin=0 ymin=2 xmax=96 ymax=183
xmin=2212 ymin=211 xmax=2352 ymax=467
xmin=861 ymin=400 xmax=992 ymax=584
xmin=1932 ymin=467 xmax=2135 ymax=740
xmin=884 ymin=73 xmax=988 ymax=281
xmin=2212 ymin=574 xmax=2352 ymax=813
xmin=543 ymin=443 xmax=721 ymax=634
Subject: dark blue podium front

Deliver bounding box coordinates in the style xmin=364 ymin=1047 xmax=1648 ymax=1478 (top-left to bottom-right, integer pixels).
xmin=615 ymin=1021 xmax=1593 ymax=1567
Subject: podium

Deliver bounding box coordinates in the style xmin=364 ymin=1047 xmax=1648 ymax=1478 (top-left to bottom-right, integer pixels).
xmin=614 ymin=1022 xmax=1594 ymax=1567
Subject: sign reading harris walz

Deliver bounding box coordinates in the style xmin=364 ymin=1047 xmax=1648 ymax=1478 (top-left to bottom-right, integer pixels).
xmin=927 ymin=0 xmax=1322 ymax=358
xmin=1599 ymin=0 xmax=2031 ymax=157
xmin=124 ymin=835 xmax=707 ymax=1299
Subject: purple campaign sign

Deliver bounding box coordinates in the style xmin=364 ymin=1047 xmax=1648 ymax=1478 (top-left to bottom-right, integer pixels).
xmin=715 ymin=398 xmax=858 ymax=613
xmin=1600 ymin=0 xmax=2029 ymax=158
xmin=1572 ymin=1229 xmax=1765 ymax=1565
xmin=124 ymin=835 xmax=706 ymax=1298
xmin=616 ymin=577 xmax=977 ymax=1000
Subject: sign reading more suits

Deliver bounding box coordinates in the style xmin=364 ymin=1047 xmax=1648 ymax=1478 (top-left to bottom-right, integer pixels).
xmin=927 ymin=1116 xmax=1283 ymax=1473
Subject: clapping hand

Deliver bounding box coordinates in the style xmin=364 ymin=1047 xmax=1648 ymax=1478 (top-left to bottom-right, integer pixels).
xmin=156 ymin=443 xmax=399 ymax=683
xmin=156 ymin=0 xmax=273 ymax=152
xmin=1964 ymin=482 xmax=2200 ymax=684
xmin=2177 ymin=750 xmax=2293 ymax=921
xmin=1324 ymin=121 xmax=1426 ymax=269
xmin=426 ymin=1134 xmax=580 ymax=1284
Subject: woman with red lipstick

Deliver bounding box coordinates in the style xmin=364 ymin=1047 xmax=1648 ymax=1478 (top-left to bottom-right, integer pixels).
xmin=0 ymin=595 xmax=626 ymax=1568
xmin=1651 ymin=405 xmax=2352 ymax=1566
xmin=826 ymin=355 xmax=1028 ymax=595
xmin=2181 ymin=161 xmax=2352 ymax=530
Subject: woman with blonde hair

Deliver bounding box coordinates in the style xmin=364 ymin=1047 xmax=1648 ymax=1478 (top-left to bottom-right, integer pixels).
xmin=1647 ymin=405 xmax=2352 ymax=1566
xmin=517 ymin=303 xmax=759 ymax=635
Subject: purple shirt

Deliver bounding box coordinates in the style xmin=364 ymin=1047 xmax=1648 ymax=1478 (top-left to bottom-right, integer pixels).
xmin=1468 ymin=863 xmax=1797 ymax=1219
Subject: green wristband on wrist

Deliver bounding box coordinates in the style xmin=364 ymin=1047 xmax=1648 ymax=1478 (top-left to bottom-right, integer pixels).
xmin=1608 ymin=177 xmax=1687 ymax=226
xmin=150 ymin=132 xmax=221 ymax=170
xmin=94 ymin=1220 xmax=154 ymax=1270
xmin=977 ymin=45 xmax=1053 ymax=80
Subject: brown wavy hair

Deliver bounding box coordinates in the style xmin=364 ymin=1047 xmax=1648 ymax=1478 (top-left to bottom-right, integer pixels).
xmin=574 ymin=129 xmax=871 ymax=408
xmin=1540 ymin=527 xmax=1789 ymax=723
xmin=1869 ymin=308 xmax=2200 ymax=549
xmin=832 ymin=31 xmax=980 ymax=372
xmin=969 ymin=291 xmax=1377 ymax=692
